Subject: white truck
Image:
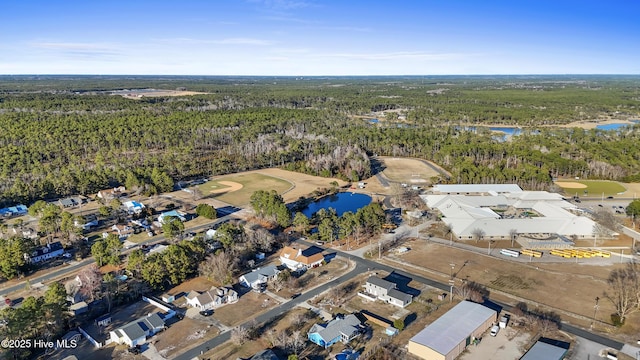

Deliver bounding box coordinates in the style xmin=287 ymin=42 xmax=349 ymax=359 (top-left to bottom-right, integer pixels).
xmin=499 ymin=314 xmax=509 ymax=328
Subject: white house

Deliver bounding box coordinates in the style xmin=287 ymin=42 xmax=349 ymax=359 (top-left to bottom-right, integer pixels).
xmin=25 ymin=242 xmax=64 ymax=264
xmin=124 ymin=201 xmax=145 ymax=214
xmin=185 ymin=287 xmax=238 ymax=310
xmin=239 ymin=265 xmax=281 ymax=290
xmin=109 ymin=312 xmax=165 ymax=347
xmin=364 ymin=276 xmax=413 ymax=307
xmin=279 ymin=246 xmax=324 ymax=271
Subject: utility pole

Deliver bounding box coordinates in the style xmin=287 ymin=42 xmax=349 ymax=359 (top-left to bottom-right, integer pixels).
xmin=591 ymin=296 xmax=600 ymax=330
xmin=378 ymin=242 xmax=381 ymax=259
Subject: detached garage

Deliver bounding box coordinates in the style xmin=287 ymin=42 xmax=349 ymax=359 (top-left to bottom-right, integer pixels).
xmin=408 ymin=301 xmax=497 ymax=360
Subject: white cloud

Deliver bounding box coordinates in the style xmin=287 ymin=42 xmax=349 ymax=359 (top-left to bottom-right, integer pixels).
xmin=155 ymin=37 xmax=273 ymax=46
xmin=316 ymin=51 xmax=479 ymax=61
xmin=29 ymin=42 xmax=121 ymax=59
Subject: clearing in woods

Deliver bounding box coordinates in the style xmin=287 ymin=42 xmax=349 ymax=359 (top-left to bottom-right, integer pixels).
xmin=379 ymin=156 xmax=441 ymax=183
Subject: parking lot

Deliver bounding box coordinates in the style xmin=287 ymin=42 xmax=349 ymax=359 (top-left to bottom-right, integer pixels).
xmin=459 ymin=326 xmax=531 ymax=360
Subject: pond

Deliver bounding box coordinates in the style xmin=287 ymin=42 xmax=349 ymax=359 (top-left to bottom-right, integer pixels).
xmin=301 ymin=192 xmax=372 ymax=217
xmin=596 ymin=123 xmax=630 ymax=131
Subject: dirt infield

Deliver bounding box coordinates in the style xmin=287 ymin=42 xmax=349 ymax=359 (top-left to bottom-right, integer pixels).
xmin=209 ymin=181 xmax=243 ymax=194
xmin=555 ymin=181 xmax=588 ymax=189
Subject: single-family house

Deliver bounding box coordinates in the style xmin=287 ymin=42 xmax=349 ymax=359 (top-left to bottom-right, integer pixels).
xmin=59 ymin=197 xmax=79 ymax=208
xmin=76 ymin=219 xmax=99 ymax=231
xmin=112 ymin=224 xmax=134 ymax=238
xmin=25 ymin=242 xmax=64 ymax=263
xmin=97 ymin=186 xmax=126 ymax=200
xmin=185 ymin=287 xmax=239 ymax=310
xmin=12 ymin=227 xmax=38 ymax=239
xmin=158 ymin=210 xmax=186 ymax=224
xmin=109 ymin=312 xmax=165 ymax=347
xmin=0 ymin=204 xmax=28 ymax=217
xmin=124 ymin=201 xmax=145 ymax=214
xmin=308 ymin=314 xmax=363 ymax=348
xmin=68 ymin=301 xmax=89 ymax=316
xmin=364 ymin=276 xmax=413 ymax=307
xmin=239 ymin=265 xmax=281 ymax=290
xmin=244 ymin=349 xmax=282 ymax=360
xmin=279 ymin=246 xmax=324 ymax=271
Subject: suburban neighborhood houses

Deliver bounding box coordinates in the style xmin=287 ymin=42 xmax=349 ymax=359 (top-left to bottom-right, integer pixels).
xmin=307 ymin=313 xmax=364 ymax=349
xmin=1 ymin=167 xmax=639 ymax=360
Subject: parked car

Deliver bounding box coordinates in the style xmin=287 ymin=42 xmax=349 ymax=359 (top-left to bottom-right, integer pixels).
xmin=199 ymin=309 xmax=214 ymax=317
xmin=490 ymin=325 xmax=500 ymax=337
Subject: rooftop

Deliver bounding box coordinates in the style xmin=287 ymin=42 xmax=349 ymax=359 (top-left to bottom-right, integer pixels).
xmin=409 ymin=301 xmax=497 ymax=355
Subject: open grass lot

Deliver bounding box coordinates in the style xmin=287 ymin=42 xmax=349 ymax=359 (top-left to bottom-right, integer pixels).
xmin=274 ymin=257 xmax=350 ymax=299
xmin=212 ymin=290 xmax=276 ymax=327
xmin=383 ymin=239 xmax=640 ymax=339
xmin=153 ymin=317 xmax=219 ymax=359
xmin=379 ymin=156 xmax=441 ymax=183
xmin=555 ymin=179 xmax=627 ymax=197
xmin=200 ymin=172 xmax=292 ymax=206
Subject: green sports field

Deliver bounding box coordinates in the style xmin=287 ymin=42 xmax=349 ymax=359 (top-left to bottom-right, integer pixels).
xmin=555 ymin=179 xmax=627 ymax=197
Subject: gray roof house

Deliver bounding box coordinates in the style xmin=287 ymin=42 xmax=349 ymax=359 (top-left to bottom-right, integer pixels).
xmin=364 ymin=276 xmax=413 ymax=307
xmin=239 ymin=265 xmax=281 ymax=290
xmin=185 ymin=287 xmax=238 ymax=310
xmin=307 ymin=314 xmax=363 ymax=348
xmin=109 ymin=312 xmax=165 ymax=347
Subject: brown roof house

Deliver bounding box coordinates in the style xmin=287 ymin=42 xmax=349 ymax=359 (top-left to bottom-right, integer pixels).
xmin=279 ymin=245 xmax=324 ymax=272
xmin=97 ymin=186 xmax=126 ymax=201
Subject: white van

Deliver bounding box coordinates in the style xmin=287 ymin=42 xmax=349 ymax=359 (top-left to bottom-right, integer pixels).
xmin=490 ymin=325 xmax=499 ymax=337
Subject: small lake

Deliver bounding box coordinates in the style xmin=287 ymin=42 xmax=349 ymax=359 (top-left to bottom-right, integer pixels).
xmin=596 ymin=123 xmax=630 ymax=131
xmin=489 ymin=127 xmax=522 ymax=136
xmin=301 ymin=192 xmax=372 ymax=217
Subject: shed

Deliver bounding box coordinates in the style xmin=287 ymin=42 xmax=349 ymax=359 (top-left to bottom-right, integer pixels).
xmin=520 ymin=337 xmax=570 ymax=360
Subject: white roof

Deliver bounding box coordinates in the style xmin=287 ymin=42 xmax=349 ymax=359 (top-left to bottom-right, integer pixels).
xmin=432 ymin=184 xmax=522 ymax=193
xmin=409 ymin=301 xmax=496 ymax=355
xmin=422 ymin=189 xmax=597 ymax=238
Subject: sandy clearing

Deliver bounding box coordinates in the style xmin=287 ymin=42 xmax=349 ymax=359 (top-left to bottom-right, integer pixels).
xmin=209 ymin=180 xmax=243 ymax=194
xmin=555 ymin=181 xmax=588 ymax=189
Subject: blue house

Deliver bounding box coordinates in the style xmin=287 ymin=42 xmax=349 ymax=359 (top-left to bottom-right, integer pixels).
xmin=0 ymin=204 xmax=27 ymax=217
xmin=308 ymin=314 xmax=363 ymax=348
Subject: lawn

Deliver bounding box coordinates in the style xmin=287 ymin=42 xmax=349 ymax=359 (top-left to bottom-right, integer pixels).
xmin=379 ymin=156 xmax=441 ymax=183
xmin=555 ymin=179 xmax=627 ymax=197
xmin=199 ymin=173 xmax=292 ymax=206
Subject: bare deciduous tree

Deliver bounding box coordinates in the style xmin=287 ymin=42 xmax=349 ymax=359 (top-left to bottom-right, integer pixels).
xmin=76 ymin=264 xmax=103 ymax=302
xmin=471 ymin=228 xmax=485 ymax=243
xmin=230 ymin=326 xmax=249 ymax=345
xmin=604 ymin=263 xmax=639 ymax=323
xmin=198 ymin=251 xmax=235 ymax=284
xmin=454 ymin=281 xmax=487 ymax=303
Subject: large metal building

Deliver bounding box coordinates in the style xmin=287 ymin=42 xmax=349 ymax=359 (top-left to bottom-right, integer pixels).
xmin=408 ymin=301 xmax=497 ymax=360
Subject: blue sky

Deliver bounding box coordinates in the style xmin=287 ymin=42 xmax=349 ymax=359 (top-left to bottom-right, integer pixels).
xmin=1 ymin=0 xmax=639 ymax=75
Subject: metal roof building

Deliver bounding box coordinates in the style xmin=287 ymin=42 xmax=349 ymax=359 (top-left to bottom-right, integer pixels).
xmin=431 ymin=184 xmax=523 ymax=194
xmin=408 ymin=301 xmax=497 ymax=360
xmin=520 ymin=338 xmax=570 ymax=360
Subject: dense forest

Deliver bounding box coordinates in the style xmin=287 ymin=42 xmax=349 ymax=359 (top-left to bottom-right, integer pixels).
xmin=1 ymin=75 xmax=640 ymax=205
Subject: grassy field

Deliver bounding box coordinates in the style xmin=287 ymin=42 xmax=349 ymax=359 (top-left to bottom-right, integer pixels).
xmin=379 ymin=156 xmax=441 ymax=183
xmin=200 ymin=173 xmax=292 ymax=206
xmin=555 ymin=179 xmax=627 ymax=197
